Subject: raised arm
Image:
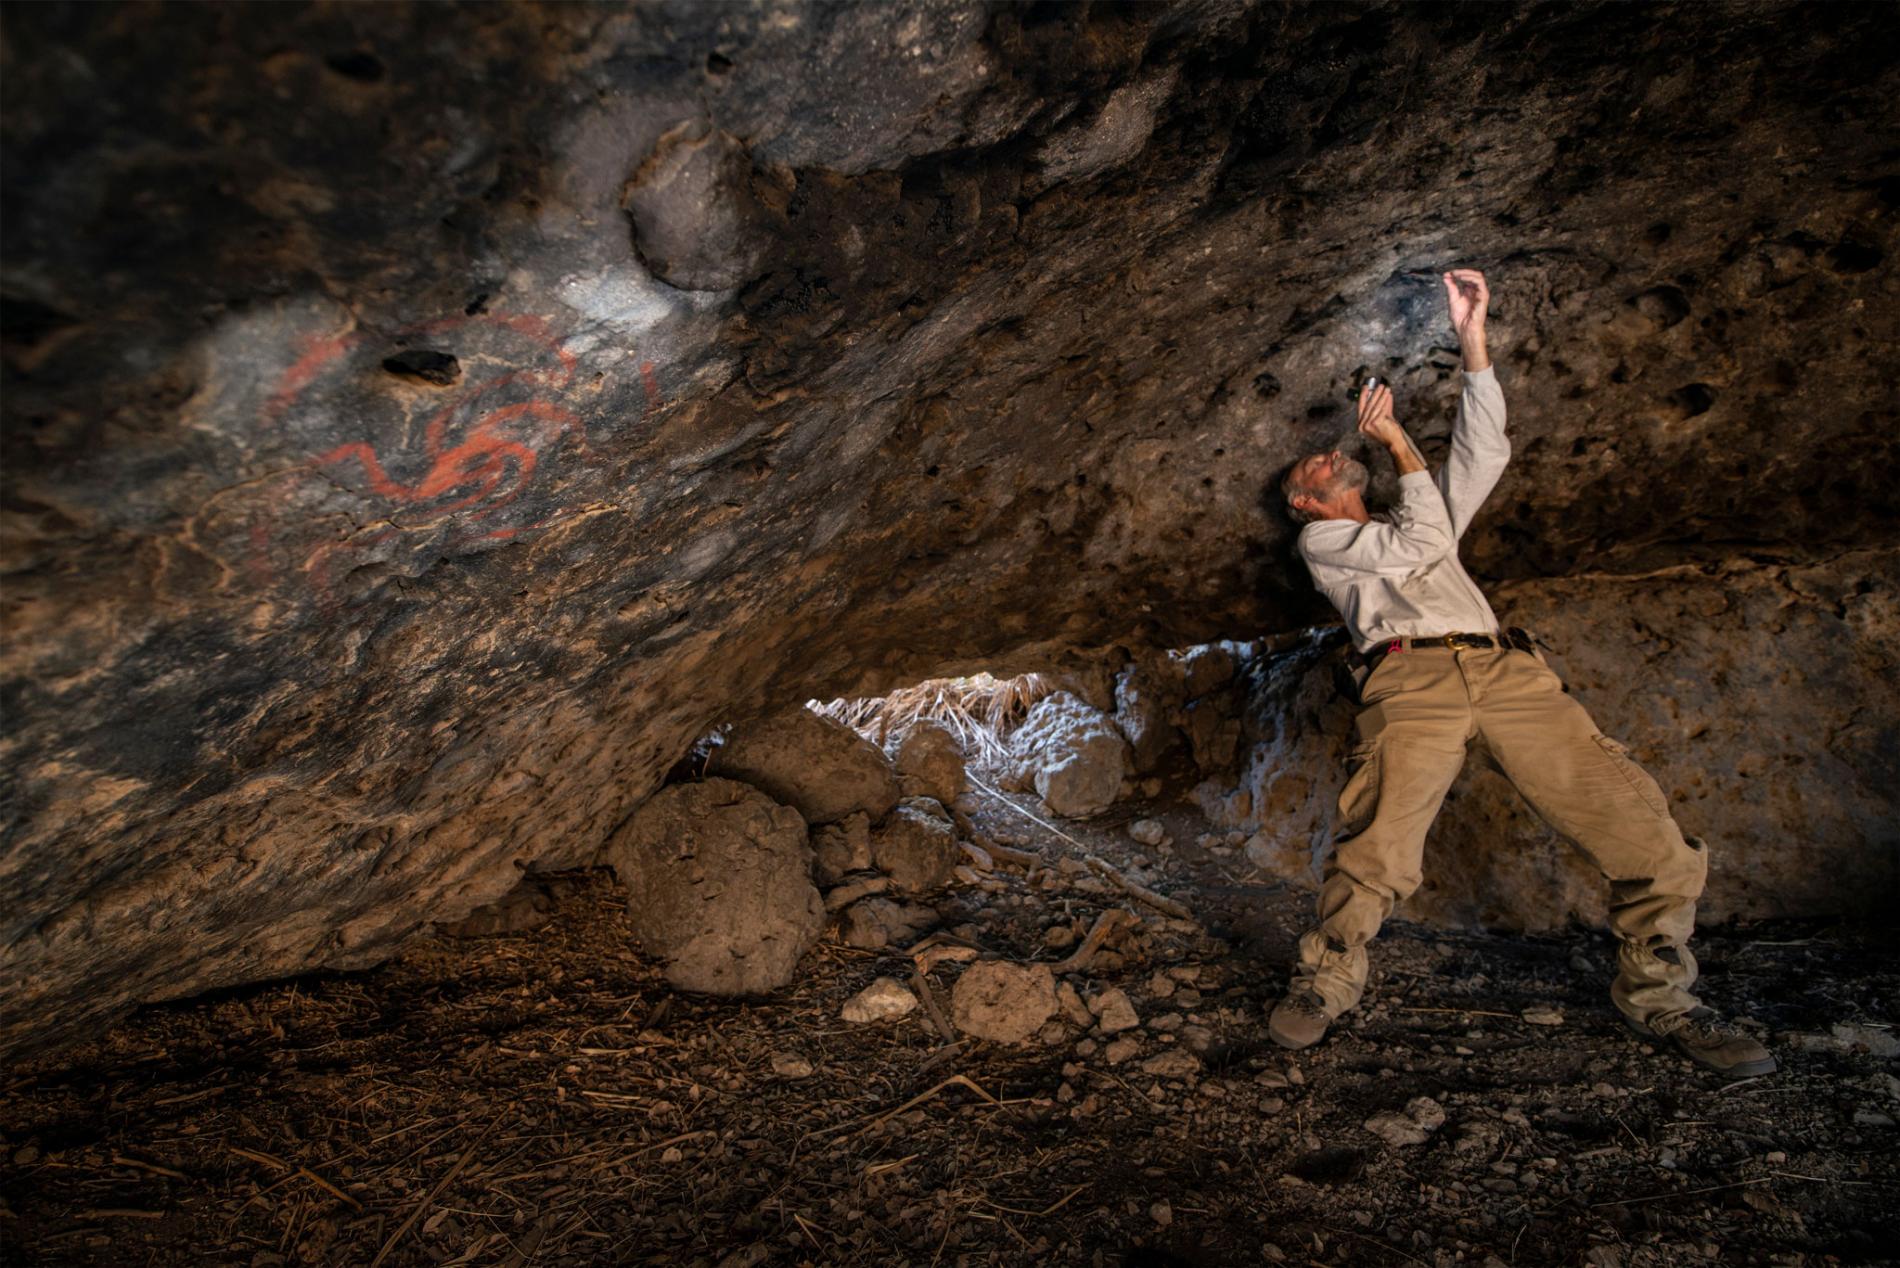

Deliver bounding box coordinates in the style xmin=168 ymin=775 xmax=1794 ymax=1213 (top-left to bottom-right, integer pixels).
xmin=1437 ymin=268 xmax=1509 ymax=539
xmin=1301 ymin=384 xmax=1455 ymax=576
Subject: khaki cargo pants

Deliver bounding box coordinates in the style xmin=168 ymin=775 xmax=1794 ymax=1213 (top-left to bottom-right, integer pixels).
xmin=1295 ymin=643 xmax=1708 ymax=1027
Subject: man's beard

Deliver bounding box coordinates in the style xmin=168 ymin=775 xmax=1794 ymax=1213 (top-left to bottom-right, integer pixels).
xmin=1329 ymin=455 xmax=1369 ymax=497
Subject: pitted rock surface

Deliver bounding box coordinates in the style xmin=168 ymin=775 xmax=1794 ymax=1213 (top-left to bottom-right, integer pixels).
xmin=3 ymin=2 xmax=1898 ymax=1053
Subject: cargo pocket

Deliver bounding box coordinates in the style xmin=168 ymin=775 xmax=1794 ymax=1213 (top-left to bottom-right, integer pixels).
xmin=1592 ymin=733 xmax=1671 ymax=820
xmin=1335 ymin=740 xmax=1383 ymax=839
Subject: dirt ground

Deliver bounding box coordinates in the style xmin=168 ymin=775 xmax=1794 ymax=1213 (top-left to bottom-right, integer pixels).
xmin=3 ymin=786 xmax=1896 ymax=1268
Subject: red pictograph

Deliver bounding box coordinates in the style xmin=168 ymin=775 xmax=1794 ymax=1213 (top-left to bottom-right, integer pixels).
xmin=254 ymin=310 xmax=660 ymax=601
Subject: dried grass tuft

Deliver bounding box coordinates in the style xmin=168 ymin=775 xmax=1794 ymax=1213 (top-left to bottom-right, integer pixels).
xmin=809 ymin=672 xmax=1061 ymax=770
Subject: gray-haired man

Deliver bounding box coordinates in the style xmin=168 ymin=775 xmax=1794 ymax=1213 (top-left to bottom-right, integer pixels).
xmin=1270 ymin=270 xmax=1774 ymax=1078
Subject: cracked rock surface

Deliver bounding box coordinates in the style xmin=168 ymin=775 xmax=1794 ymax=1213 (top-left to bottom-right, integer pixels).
xmin=2 ymin=1 xmax=1897 ymax=1054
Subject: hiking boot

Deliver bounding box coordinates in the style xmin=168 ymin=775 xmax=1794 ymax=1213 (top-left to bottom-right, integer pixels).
xmin=1269 ymin=989 xmax=1332 ymax=1051
xmin=1626 ymin=1007 xmax=1777 ymax=1077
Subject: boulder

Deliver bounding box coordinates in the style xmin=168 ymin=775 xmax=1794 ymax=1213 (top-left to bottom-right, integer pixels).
xmin=1003 ymin=692 xmax=1130 ymax=819
xmin=892 ymin=720 xmax=967 ymax=804
xmin=605 ymin=779 xmax=824 ymax=995
xmin=712 ymin=708 xmax=900 ymax=826
xmin=950 ymin=961 xmax=1059 ymax=1044
xmin=1113 ymin=655 xmax=1186 ymax=774
xmin=870 ymin=796 xmax=961 ymax=893
xmin=621 ymin=122 xmax=768 ymax=293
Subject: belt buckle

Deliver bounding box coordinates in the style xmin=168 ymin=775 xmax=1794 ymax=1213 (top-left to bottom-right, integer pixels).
xmin=1445 ymin=632 xmax=1487 ymax=650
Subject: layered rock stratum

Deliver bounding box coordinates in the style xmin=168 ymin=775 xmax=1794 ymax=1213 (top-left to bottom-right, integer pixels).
xmin=4 ymin=1 xmax=1897 ymax=1055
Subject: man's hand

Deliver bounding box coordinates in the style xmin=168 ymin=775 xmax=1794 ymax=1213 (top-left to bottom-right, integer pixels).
xmin=1442 ymin=268 xmax=1491 ymax=372
xmin=1357 ymin=382 xmax=1426 ymax=476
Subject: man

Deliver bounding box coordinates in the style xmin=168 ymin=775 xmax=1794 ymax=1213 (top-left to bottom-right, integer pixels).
xmin=1269 ymin=269 xmax=1774 ymax=1078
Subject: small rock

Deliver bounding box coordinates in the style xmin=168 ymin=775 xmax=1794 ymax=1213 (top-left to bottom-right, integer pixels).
xmin=770 ymin=1053 xmax=814 ymax=1079
xmin=1364 ymin=1111 xmax=1431 ymax=1148
xmin=1147 ymin=969 xmax=1176 ymax=998
xmin=838 ymin=897 xmax=935 ymax=949
xmin=1090 ymin=987 xmax=1140 ymax=1034
xmin=811 ymin=813 xmax=874 ymax=886
xmin=1043 ymin=925 xmax=1076 ymax=950
xmin=1149 ymin=1200 xmax=1173 ymax=1227
xmin=950 ymin=961 xmax=1058 ymax=1044
xmin=823 ymin=874 xmax=890 ymax=912
xmin=841 ymin=977 xmax=918 ymax=1023
xmin=1128 ymin=818 xmax=1166 ymax=846
xmin=871 ymin=797 xmax=961 ymax=893
xmin=1832 ymin=1022 xmax=1900 ymax=1057
xmin=1853 ymin=1107 xmax=1896 ymax=1128
xmin=1364 ymin=1095 xmax=1447 ymax=1148
xmin=1075 ymin=1038 xmax=1099 ymax=1058
xmin=14 ymin=1144 xmax=40 ymax=1165
xmin=1139 ymin=1049 xmax=1202 ymax=1080
xmin=1055 ymin=981 xmax=1093 ymax=1028
xmin=1521 ymin=1007 xmax=1566 ymax=1027
xmin=1104 ymin=1036 xmax=1142 ymax=1064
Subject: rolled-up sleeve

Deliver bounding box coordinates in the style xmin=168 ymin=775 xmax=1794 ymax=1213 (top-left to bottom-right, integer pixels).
xmin=1440 ymin=366 xmax=1509 ymax=540
xmin=1299 ymin=471 xmax=1455 ymax=576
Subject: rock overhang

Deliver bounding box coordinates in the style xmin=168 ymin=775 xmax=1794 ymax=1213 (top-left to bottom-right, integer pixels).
xmin=1 ymin=0 xmax=1897 ymax=1055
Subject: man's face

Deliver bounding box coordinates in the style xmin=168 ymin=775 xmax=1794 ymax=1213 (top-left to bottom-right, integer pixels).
xmin=1292 ymin=449 xmax=1368 ymax=517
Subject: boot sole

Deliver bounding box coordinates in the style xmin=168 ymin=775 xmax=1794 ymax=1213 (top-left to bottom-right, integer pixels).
xmin=1267 ymin=1019 xmax=1326 ymax=1051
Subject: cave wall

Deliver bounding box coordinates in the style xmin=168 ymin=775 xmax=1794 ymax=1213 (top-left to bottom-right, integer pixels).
xmin=3 ymin=1 xmax=1898 ymax=1055
xmin=1215 ymin=548 xmax=1900 ymax=930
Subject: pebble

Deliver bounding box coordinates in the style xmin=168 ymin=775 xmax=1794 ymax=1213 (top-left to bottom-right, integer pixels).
xmin=1521 ymin=1007 xmax=1565 ymax=1027
xmin=14 ymin=1145 xmax=39 ymax=1165
xmin=1139 ymin=1049 xmax=1202 ymax=1080
xmin=1104 ymin=1036 xmax=1142 ymax=1064
xmin=1150 ymin=1200 xmax=1173 ymax=1226
xmin=770 ymin=1053 xmax=814 ymax=1079
xmin=840 ymin=977 xmax=918 ymax=1023
xmin=1043 ymin=925 xmax=1076 ymax=949
xmin=1128 ymin=819 xmax=1167 ymax=846
xmin=1089 ymin=987 xmax=1140 ymax=1034
xmin=1363 ymin=1095 xmax=1448 ymax=1148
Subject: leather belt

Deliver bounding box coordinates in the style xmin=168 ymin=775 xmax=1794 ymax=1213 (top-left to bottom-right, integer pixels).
xmin=1362 ymin=626 xmax=1536 ymax=673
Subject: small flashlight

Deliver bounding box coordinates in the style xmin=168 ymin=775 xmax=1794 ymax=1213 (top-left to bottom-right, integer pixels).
xmin=1363 ymin=376 xmax=1380 ymax=392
